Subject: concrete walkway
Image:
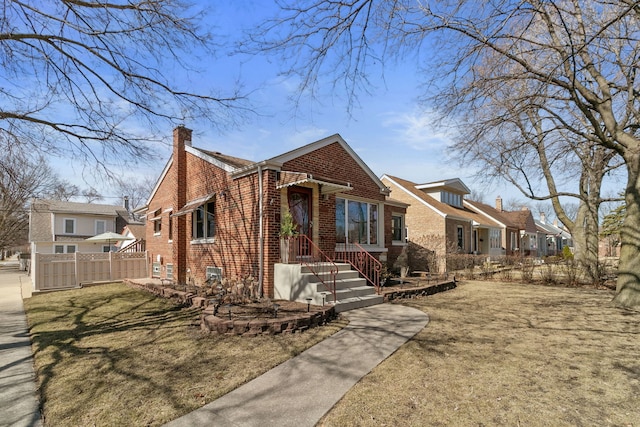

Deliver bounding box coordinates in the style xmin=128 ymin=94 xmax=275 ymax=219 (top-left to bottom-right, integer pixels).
xmin=0 ymin=259 xmax=42 ymax=427
xmin=165 ymin=303 xmax=429 ymax=427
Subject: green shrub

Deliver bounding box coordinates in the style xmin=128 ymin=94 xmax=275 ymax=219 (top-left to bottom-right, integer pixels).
xmin=562 ymin=245 xmax=574 ymax=260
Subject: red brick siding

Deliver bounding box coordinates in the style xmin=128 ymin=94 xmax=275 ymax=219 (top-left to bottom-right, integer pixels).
xmin=383 ymin=204 xmax=406 ymax=267
xmin=283 ymin=142 xmax=385 ymax=202
xmin=148 ymin=131 xmax=397 ymax=298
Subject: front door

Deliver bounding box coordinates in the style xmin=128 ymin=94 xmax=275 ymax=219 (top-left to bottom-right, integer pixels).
xmin=288 ymin=187 xmax=312 ymax=240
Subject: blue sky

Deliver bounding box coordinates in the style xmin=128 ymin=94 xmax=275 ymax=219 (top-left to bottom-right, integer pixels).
xmin=53 ymin=2 xmax=528 ymax=207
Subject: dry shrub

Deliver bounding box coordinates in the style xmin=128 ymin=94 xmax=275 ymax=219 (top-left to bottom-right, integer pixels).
xmin=520 ymin=257 xmax=535 ymax=283
xmin=562 ymin=258 xmax=579 ymax=286
xmin=539 ymin=262 xmax=558 ymax=285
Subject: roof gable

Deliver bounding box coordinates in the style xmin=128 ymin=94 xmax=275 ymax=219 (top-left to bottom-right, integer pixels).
xmin=382 ymin=174 xmax=498 ymax=227
xmin=464 ymin=199 xmax=519 ymax=228
xmin=415 ymin=178 xmax=471 ymax=195
xmin=267 ymin=134 xmax=389 ymax=195
xmin=145 ymin=131 xmax=389 ymax=210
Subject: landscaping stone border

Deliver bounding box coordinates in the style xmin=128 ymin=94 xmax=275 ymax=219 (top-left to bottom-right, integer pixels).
xmin=200 ymin=305 xmax=336 ymax=337
xmin=124 ymin=278 xmax=337 ymax=336
xmin=382 ymin=280 xmax=457 ymax=302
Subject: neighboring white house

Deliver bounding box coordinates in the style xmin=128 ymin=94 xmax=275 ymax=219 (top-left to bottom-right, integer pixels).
xmin=28 ymin=198 xmax=147 ymax=291
xmin=29 ymin=199 xmax=131 ymax=255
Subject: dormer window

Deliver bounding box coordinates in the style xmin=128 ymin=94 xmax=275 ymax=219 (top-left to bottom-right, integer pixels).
xmin=441 ymin=191 xmax=462 ymax=208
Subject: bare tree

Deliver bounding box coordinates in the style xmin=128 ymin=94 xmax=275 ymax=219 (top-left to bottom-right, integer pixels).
xmin=47 ymin=182 xmax=81 ymax=202
xmin=1 ymin=1 xmax=247 ymax=175
xmin=81 ymin=188 xmax=103 ymax=204
xmin=247 ymin=0 xmax=640 ymax=307
xmin=0 ymin=146 xmax=62 ymax=252
xmin=115 ymin=175 xmax=157 ymax=211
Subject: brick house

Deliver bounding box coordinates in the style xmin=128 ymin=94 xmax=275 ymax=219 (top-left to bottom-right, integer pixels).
xmin=380 ymin=175 xmax=500 ymax=272
xmin=465 ymin=197 xmax=540 ymax=257
xmin=464 ymin=197 xmax=522 ymax=257
xmin=142 ymin=127 xmax=406 ymax=305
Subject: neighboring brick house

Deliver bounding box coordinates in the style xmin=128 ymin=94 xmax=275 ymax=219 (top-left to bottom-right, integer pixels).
xmin=501 ymin=208 xmax=538 ymax=256
xmin=465 ymin=197 xmax=539 ymax=257
xmin=464 ymin=197 xmax=521 ymax=257
xmin=142 ymin=126 xmax=406 ymax=299
xmin=380 ymin=175 xmax=500 ymax=272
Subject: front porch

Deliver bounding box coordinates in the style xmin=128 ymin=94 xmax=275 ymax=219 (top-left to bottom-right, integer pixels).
xmin=275 ymin=235 xmax=384 ymax=312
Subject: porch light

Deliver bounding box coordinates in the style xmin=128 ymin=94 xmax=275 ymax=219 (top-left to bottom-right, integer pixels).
xmin=306 ymin=297 xmax=313 ymax=312
xmin=321 ymin=292 xmax=327 ymax=306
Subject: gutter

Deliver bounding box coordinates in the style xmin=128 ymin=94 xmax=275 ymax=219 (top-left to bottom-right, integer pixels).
xmin=258 ymin=164 xmax=264 ymax=298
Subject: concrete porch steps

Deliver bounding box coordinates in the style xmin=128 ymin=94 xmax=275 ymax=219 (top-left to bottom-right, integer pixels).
xmin=275 ymin=262 xmax=383 ymax=313
xmin=305 ymin=263 xmax=381 ymax=312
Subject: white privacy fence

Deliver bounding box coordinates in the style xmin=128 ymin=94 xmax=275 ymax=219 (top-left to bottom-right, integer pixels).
xmin=33 ymin=251 xmax=148 ymax=291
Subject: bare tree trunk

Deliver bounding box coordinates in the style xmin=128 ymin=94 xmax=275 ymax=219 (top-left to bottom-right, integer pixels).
xmin=571 ymin=204 xmax=601 ymax=284
xmin=613 ymin=158 xmax=640 ymax=308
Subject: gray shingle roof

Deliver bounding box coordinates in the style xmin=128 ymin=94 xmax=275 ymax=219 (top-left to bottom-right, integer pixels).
xmin=32 ymin=199 xmax=123 ymax=216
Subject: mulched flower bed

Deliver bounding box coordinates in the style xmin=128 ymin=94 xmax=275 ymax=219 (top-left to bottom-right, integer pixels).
xmin=201 ymin=300 xmax=336 ymax=337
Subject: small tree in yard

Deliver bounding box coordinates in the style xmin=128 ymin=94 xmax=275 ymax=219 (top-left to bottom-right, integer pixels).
xmin=393 ymin=246 xmax=410 ymax=279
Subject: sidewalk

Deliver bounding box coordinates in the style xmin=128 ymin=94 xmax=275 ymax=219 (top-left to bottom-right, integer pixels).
xmin=165 ymin=302 xmax=429 ymax=427
xmin=0 ymin=259 xmax=42 ymax=427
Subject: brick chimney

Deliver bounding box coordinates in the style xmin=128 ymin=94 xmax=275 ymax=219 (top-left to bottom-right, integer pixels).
xmin=495 ymin=196 xmax=503 ymax=212
xmin=173 ymin=126 xmax=192 ymax=285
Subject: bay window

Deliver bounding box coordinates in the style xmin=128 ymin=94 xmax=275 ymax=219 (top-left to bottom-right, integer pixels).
xmin=336 ymin=198 xmax=379 ymax=245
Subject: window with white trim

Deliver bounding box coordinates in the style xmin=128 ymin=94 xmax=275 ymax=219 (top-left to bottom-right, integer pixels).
xmin=336 ymin=198 xmax=379 ymax=245
xmin=54 ymin=244 xmax=76 ymax=254
xmin=166 ymin=264 xmax=173 ymax=280
xmin=63 ymin=218 xmax=76 ymax=234
xmin=193 ymin=201 xmax=215 ymax=240
xmin=511 ymin=231 xmax=518 ymax=250
xmin=95 ymin=220 xmax=106 ymax=235
xmin=391 ymin=214 xmax=405 ymax=242
xmin=490 ymin=229 xmax=501 ymax=249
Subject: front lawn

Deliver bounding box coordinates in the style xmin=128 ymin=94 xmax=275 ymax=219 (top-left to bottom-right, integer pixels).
xmin=319 ymin=280 xmax=640 ymax=426
xmin=25 ymin=280 xmax=639 ymax=426
xmin=24 ymin=283 xmax=346 ymax=426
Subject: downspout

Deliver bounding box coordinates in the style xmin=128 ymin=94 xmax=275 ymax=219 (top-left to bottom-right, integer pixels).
xmin=258 ymin=164 xmax=264 ymax=298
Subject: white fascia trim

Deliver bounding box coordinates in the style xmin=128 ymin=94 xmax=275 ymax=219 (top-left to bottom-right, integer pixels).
xmin=382 ymin=175 xmax=446 ymax=218
xmin=415 ymin=178 xmax=471 ymax=194
xmin=145 ymin=157 xmax=173 ymax=208
xmin=269 ymin=134 xmax=389 ymax=196
xmin=231 ymin=160 xmax=281 ymax=179
xmin=186 ymin=145 xmax=237 ymax=173
xmin=463 ymin=200 xmax=507 ymax=228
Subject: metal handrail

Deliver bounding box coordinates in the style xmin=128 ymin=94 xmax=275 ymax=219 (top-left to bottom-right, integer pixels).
xmin=285 ymin=235 xmax=338 ymax=303
xmin=117 ymin=238 xmax=145 ymax=253
xmin=335 ymin=242 xmax=382 ymax=294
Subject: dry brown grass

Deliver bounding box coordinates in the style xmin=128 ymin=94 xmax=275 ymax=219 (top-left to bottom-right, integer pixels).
xmin=24 ymin=283 xmax=346 ymax=426
xmin=319 ymin=280 xmax=640 ymax=427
